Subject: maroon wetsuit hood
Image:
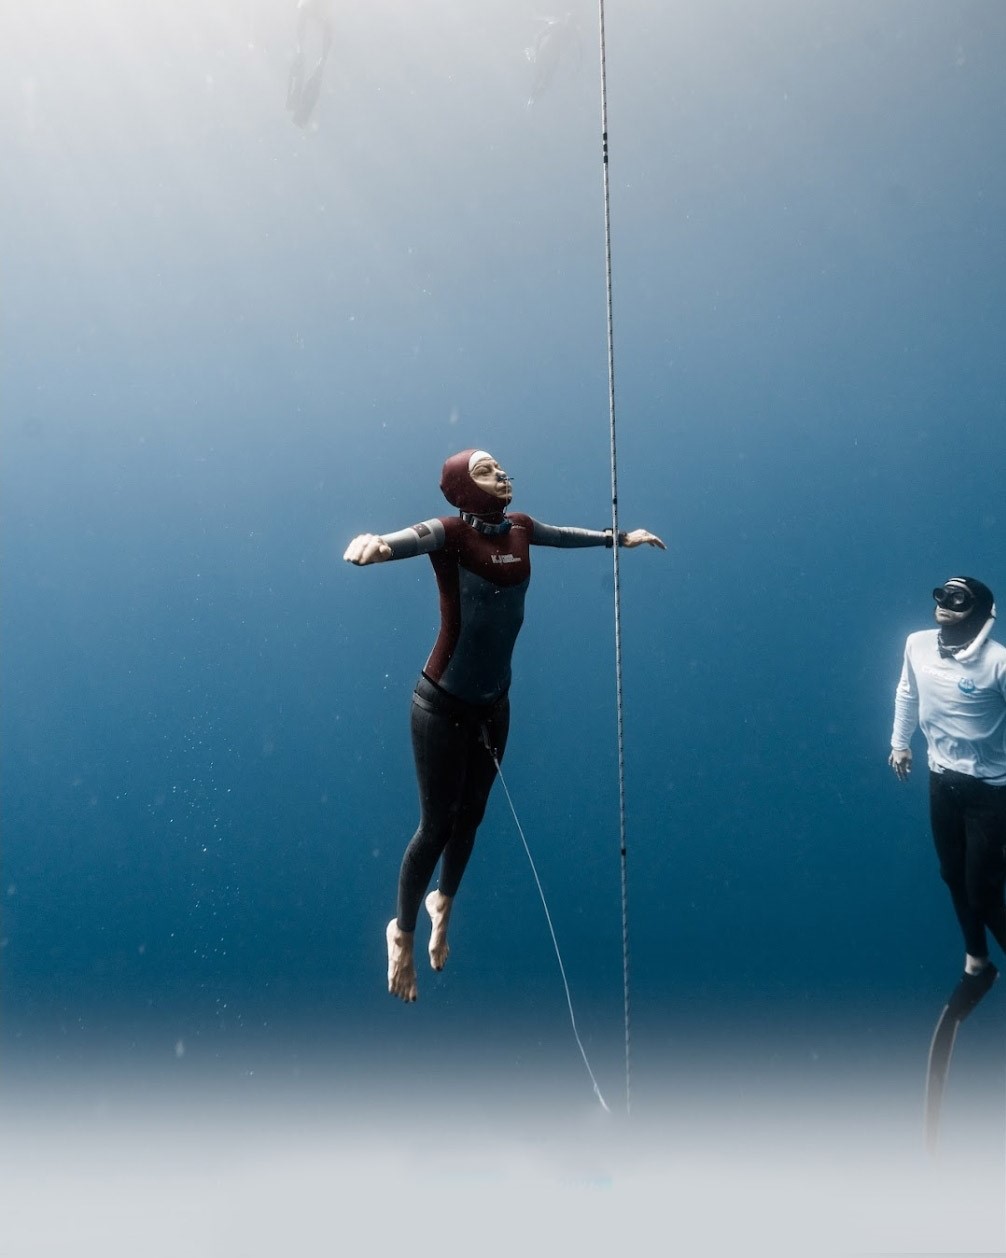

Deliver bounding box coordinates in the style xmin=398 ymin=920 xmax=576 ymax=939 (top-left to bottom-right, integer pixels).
xmin=439 ymin=449 xmax=505 ymax=518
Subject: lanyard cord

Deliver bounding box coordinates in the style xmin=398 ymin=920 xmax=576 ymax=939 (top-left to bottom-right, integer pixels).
xmin=485 ymin=739 xmax=610 ymax=1113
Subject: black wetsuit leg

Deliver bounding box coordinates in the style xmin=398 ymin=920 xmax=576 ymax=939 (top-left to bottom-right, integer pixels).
xmin=396 ymin=678 xmax=510 ymax=932
xmin=931 ymin=771 xmax=1006 ymax=956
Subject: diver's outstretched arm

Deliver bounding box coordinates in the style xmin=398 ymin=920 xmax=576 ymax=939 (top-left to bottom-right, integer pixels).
xmin=344 ymin=533 xmax=392 ymax=565
xmin=346 ymin=520 xmax=445 ymax=565
xmin=528 ymin=520 xmax=665 ymax=550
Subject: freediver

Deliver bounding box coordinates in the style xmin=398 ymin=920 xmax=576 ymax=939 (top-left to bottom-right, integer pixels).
xmin=344 ymin=449 xmax=665 ymax=1002
xmin=287 ymin=0 xmax=333 ymax=129
xmin=890 ymin=577 xmax=1006 ymax=1017
xmin=525 ymin=13 xmax=582 ymax=109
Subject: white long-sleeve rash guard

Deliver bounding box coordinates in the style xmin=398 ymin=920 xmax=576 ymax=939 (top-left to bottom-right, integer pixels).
xmin=892 ymin=626 xmax=1006 ymax=784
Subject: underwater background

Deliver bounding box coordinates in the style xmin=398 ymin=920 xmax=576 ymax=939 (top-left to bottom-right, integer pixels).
xmin=3 ymin=1 xmax=1006 ymax=1252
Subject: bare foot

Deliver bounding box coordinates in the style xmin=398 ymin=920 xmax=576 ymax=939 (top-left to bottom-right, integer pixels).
xmin=386 ymin=919 xmax=417 ymax=1002
xmin=425 ymin=890 xmax=453 ymax=971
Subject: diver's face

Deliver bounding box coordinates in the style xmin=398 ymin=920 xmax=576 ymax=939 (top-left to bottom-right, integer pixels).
xmin=933 ymin=583 xmax=975 ymax=626
xmin=935 ymin=605 xmax=971 ymax=626
xmin=469 ymin=455 xmax=512 ymax=504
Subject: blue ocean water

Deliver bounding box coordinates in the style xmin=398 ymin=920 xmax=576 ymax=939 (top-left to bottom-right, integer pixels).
xmin=3 ymin=2 xmax=1006 ymax=1252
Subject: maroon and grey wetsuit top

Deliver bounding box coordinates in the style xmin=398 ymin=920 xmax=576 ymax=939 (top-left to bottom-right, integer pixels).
xmin=381 ymin=513 xmax=612 ymax=705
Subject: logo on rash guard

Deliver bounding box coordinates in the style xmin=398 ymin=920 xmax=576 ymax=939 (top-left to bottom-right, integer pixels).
xmin=491 ymin=554 xmax=521 ymax=565
xmin=958 ymin=677 xmax=977 ymax=695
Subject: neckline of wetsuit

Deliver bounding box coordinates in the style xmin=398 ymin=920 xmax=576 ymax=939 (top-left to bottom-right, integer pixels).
xmin=460 ymin=511 xmax=511 ymax=536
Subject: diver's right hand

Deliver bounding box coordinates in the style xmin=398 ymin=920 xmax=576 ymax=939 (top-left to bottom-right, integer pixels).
xmin=343 ymin=533 xmax=392 ymax=565
xmin=888 ymin=748 xmax=912 ymax=782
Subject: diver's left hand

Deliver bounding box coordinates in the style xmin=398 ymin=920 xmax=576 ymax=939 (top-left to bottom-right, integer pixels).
xmin=621 ymin=529 xmax=666 ymax=549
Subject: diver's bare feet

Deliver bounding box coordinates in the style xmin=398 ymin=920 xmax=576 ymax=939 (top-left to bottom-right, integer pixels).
xmin=386 ymin=919 xmax=417 ymax=1002
xmin=425 ymin=890 xmax=453 ymax=971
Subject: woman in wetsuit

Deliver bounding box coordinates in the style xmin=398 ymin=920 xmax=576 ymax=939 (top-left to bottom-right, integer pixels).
xmin=344 ymin=449 xmax=664 ymax=1001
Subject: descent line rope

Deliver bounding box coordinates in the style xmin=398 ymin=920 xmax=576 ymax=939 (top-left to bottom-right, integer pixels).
xmin=487 ymin=742 xmax=610 ymax=1113
xmin=596 ymin=0 xmax=632 ymax=1116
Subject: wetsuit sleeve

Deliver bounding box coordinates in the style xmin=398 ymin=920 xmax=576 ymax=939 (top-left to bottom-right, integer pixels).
xmin=891 ymin=641 xmax=919 ymax=750
xmin=527 ymin=518 xmax=614 ymax=548
xmin=381 ymin=518 xmax=446 ymax=560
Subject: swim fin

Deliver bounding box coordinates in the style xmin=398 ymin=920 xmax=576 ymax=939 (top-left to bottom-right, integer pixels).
xmin=924 ymin=964 xmax=998 ymax=1153
xmin=947 ymin=962 xmax=998 ymax=1021
xmin=925 ymin=1004 xmax=959 ymax=1154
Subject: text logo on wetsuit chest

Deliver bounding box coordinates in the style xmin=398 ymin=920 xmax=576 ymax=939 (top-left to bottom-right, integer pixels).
xmin=491 ymin=554 xmax=521 ymax=565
